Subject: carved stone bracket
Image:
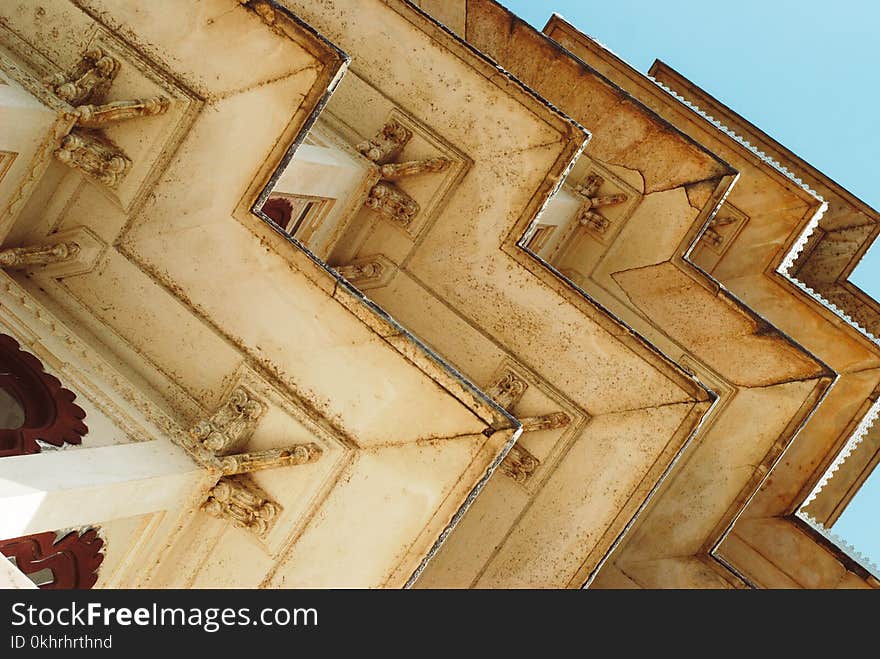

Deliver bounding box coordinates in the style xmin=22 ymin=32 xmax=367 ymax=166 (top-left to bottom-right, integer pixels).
xmin=378 ymin=157 xmax=450 ymax=180
xmin=702 ymin=216 xmax=738 ymax=247
xmin=499 ymin=444 xmax=540 ymax=484
xmin=72 ymin=97 xmax=170 ymax=128
xmin=335 ymin=259 xmax=384 ymax=284
xmin=219 ymin=444 xmax=323 ymax=475
xmin=0 ymin=242 xmax=79 ymax=270
xmin=357 ymin=119 xmax=412 ymax=164
xmin=45 ymin=47 xmax=171 ymax=189
xmin=519 ymin=412 xmax=570 ymax=433
xmin=203 ymin=477 xmax=279 ymax=536
xmin=487 ymin=370 xmax=529 ymax=411
xmin=43 ymin=47 xmax=119 ymax=106
xmin=486 ymin=369 xmax=571 ymax=485
xmin=360 ymin=120 xmax=451 ymax=227
xmin=190 ymin=386 xmax=264 ymax=455
xmin=365 ymin=180 xmax=419 ymax=225
xmin=574 ymin=173 xmax=628 ymax=234
xmin=54 ymin=130 xmax=131 ymax=188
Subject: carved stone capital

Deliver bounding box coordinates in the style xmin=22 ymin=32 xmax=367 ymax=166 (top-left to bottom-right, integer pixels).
xmin=365 ymin=181 xmax=419 ymax=225
xmin=357 ymin=119 xmax=412 ymax=164
xmin=190 ymin=386 xmax=265 ymax=455
xmin=72 ymin=97 xmax=170 ymax=128
xmin=44 ymin=47 xmax=119 ymax=106
xmin=219 ymin=444 xmax=323 ymax=475
xmin=203 ymin=477 xmax=279 ymax=536
xmin=54 ymin=130 xmax=131 ymax=188
xmin=0 ymin=242 xmax=79 ymax=270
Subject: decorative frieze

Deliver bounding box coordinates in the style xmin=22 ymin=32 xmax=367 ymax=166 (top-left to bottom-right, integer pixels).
xmin=357 ymin=119 xmax=412 ymax=164
xmin=574 ymin=173 xmax=628 ymax=234
xmin=54 ymin=131 xmax=130 ymax=188
xmin=219 ymin=444 xmax=323 ymax=475
xmin=0 ymin=242 xmax=79 ymax=270
xmin=43 ymin=47 xmax=119 ymax=106
xmin=72 ymin=97 xmax=170 ymax=128
xmin=498 ymin=444 xmax=540 ymax=484
xmin=190 ymin=386 xmax=264 ymax=455
xmin=365 ymin=180 xmax=419 ymax=225
xmin=202 ymin=478 xmax=279 ymax=536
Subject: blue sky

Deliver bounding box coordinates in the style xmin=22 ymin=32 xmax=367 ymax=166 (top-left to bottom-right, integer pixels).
xmin=497 ymin=0 xmax=880 ymax=569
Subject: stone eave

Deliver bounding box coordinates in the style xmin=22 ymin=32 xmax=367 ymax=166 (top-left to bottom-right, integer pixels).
xmin=648 ymin=60 xmax=880 ymax=224
xmin=510 ymin=13 xmax=868 ymax=590
xmin=466 ymin=2 xmax=737 ymax=188
xmin=541 ymin=14 xmax=818 ymax=207
xmin=643 ymin=60 xmax=880 ymax=347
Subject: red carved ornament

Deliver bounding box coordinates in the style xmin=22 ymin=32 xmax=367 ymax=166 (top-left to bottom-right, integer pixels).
xmin=0 ymin=333 xmax=88 ymax=456
xmin=262 ymin=196 xmax=293 ymax=229
xmin=0 ymin=530 xmax=104 ymax=589
xmin=0 ymin=333 xmax=101 ymax=589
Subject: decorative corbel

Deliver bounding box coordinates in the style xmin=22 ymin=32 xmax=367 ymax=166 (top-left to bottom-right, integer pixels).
xmin=219 ymin=444 xmax=323 ymax=475
xmin=43 ymin=47 xmax=119 ymax=106
xmin=202 ymin=477 xmax=279 ymax=536
xmin=190 ymin=386 xmax=264 ymax=455
xmin=486 ymin=370 xmax=529 ymax=411
xmin=702 ymin=216 xmax=738 ymax=247
xmin=378 ymin=157 xmax=450 ymax=179
xmin=357 ymin=120 xmax=412 ymax=164
xmin=335 ymin=260 xmax=385 ymax=284
xmin=498 ymin=444 xmax=540 ymax=484
xmin=0 ymin=242 xmax=79 ymax=270
xmin=519 ymin=412 xmax=571 ymax=433
xmin=486 ymin=368 xmax=572 ymax=485
xmin=365 ymin=181 xmax=419 ymax=226
xmin=574 ymin=173 xmax=628 ymax=234
xmin=71 ymin=97 xmax=170 ymax=128
xmin=54 ymin=131 xmax=130 ymax=188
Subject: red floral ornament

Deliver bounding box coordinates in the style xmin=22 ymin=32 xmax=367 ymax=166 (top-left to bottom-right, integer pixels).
xmin=0 ymin=333 xmax=88 ymax=456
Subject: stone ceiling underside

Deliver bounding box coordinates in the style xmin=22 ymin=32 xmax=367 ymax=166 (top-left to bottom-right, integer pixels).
xmin=0 ymin=0 xmax=877 ymax=589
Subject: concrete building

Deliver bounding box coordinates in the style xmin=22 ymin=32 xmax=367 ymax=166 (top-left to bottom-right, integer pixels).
xmin=0 ymin=0 xmax=876 ymax=589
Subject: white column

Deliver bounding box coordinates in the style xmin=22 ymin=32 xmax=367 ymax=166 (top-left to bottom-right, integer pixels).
xmin=0 ymin=440 xmax=208 ymax=538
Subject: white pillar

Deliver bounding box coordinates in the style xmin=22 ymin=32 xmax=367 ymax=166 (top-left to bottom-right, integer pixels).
xmin=0 ymin=440 xmax=207 ymax=538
